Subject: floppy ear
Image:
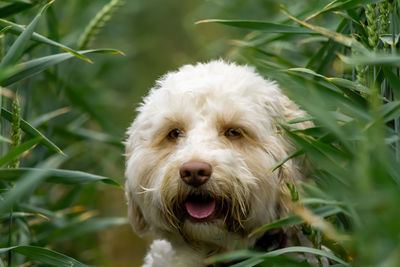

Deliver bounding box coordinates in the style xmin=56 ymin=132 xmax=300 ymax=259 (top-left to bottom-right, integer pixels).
xmin=275 ymin=93 xmax=312 ymax=216
xmin=126 ymin=190 xmax=149 ymax=235
xmin=125 ymin=122 xmax=149 ymax=235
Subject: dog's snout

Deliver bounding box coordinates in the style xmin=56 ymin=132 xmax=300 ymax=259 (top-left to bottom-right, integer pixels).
xmin=179 ymin=161 xmax=212 ymax=187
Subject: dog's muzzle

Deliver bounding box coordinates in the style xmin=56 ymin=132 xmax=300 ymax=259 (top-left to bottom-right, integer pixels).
xmin=179 ymin=161 xmax=217 ymax=221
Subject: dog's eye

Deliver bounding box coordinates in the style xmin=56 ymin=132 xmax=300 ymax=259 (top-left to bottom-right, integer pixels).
xmin=167 ymin=128 xmax=182 ymax=139
xmin=224 ymin=128 xmax=242 ymax=139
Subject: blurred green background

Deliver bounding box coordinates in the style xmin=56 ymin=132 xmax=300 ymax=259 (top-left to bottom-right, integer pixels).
xmin=3 ymin=0 xmax=399 ymax=266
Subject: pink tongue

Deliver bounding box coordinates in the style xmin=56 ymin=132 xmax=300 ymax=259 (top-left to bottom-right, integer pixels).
xmin=185 ymin=200 xmax=215 ymax=219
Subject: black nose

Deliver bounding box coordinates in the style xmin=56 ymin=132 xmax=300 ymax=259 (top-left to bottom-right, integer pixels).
xmin=179 ymin=161 xmax=212 ymax=187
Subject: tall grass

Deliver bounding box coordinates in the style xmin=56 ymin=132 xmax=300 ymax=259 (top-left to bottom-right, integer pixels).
xmin=200 ymin=0 xmax=400 ymax=266
xmin=0 ymin=1 xmax=126 ymax=266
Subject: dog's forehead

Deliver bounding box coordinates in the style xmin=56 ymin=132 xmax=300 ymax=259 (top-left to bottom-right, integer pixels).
xmin=140 ymin=61 xmax=280 ymax=114
xmin=129 ymin=61 xmax=289 ymax=144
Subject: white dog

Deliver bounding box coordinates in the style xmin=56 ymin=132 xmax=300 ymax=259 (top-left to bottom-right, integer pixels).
xmin=125 ymin=60 xmax=309 ymax=267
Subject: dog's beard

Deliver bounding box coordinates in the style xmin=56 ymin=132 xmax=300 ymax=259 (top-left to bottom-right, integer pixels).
xmin=160 ymin=172 xmax=251 ymax=244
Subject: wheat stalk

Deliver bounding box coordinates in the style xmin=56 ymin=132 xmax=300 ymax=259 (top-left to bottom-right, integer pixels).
xmin=77 ymin=0 xmax=125 ymax=50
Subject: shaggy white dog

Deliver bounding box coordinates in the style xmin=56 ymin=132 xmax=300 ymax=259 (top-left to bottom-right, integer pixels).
xmin=125 ymin=60 xmax=309 ymax=266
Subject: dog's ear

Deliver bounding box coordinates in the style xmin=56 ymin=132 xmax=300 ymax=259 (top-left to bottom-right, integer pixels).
xmin=279 ymin=93 xmax=311 ymax=130
xmin=126 ymin=192 xmax=149 ymax=235
xmin=274 ymin=93 xmax=311 ymax=217
xmin=125 ymin=123 xmax=149 ymax=235
xmin=276 ymin=160 xmax=301 ymax=216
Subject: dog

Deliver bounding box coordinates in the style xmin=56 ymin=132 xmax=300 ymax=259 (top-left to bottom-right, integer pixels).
xmin=124 ymin=60 xmax=310 ymax=266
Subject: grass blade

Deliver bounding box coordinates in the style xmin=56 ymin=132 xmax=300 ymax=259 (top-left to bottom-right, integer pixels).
xmin=305 ymin=0 xmax=383 ymax=21
xmin=271 ymin=149 xmax=304 ymax=172
xmin=205 ymin=250 xmax=261 ymax=265
xmin=196 ymin=19 xmax=316 ymax=34
xmin=382 ymin=67 xmax=400 ymax=99
xmin=0 ymin=135 xmax=11 ymax=143
xmin=249 ymin=205 xmax=342 ymax=237
xmin=0 ymin=19 xmax=93 ymax=63
xmin=37 ymin=217 xmax=128 ymax=243
xmin=1 ymin=49 xmax=123 ymax=87
xmin=0 ymin=2 xmax=33 ymax=18
xmin=339 ymin=53 xmax=400 ymax=66
xmin=1 ymin=107 xmax=63 ymax=154
xmin=30 ymin=106 xmax=70 ymax=127
xmin=0 ymin=168 xmax=122 ymax=187
xmin=0 ymin=154 xmax=66 ymax=215
xmin=0 ymin=25 xmax=12 ymax=35
xmin=0 ymin=0 xmax=54 ymax=68
xmin=261 ymin=246 xmax=350 ymax=266
xmin=0 ymin=136 xmax=42 ymax=167
xmin=0 ymin=246 xmax=87 ymax=267
xmin=282 ymin=8 xmax=367 ymax=53
xmin=382 ymin=101 xmax=400 ymax=123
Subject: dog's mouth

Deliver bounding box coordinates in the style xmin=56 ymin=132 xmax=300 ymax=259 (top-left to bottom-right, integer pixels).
xmin=184 ymin=194 xmax=217 ymax=222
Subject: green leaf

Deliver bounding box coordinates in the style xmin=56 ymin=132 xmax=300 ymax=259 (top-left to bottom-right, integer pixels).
xmin=196 ymin=19 xmax=316 ymax=34
xmin=287 ymin=67 xmax=325 ymax=79
xmin=287 ymin=68 xmax=367 ymax=105
xmin=304 ymin=0 xmax=384 ymax=21
xmin=60 ymin=127 xmax=124 ymax=149
xmin=0 ymin=168 xmax=122 ymax=187
xmin=205 ymin=250 xmax=261 ymax=265
xmin=1 ymin=49 xmax=123 ymax=87
xmin=30 ymin=106 xmax=70 ymax=127
xmin=0 ymin=19 xmax=93 ymax=63
xmin=339 ymin=53 xmax=400 ymax=66
xmin=206 ymin=246 xmax=349 ymax=266
xmin=1 ymin=107 xmax=63 ymax=154
xmin=0 ymin=136 xmax=42 ymax=167
xmin=37 ymin=217 xmax=128 ymax=243
xmin=0 ymin=153 xmax=66 ymax=215
xmin=19 ymin=203 xmax=55 ymax=218
xmin=0 ymin=211 xmax=48 ymax=221
xmin=288 ymin=67 xmax=366 ymax=93
xmin=282 ymin=9 xmax=367 ymax=53
xmin=271 ymin=149 xmax=304 ymax=172
xmin=282 ymin=123 xmax=351 ymax=167
xmin=326 ymin=77 xmax=367 ymax=93
xmin=0 ymin=25 xmax=12 ymax=35
xmin=382 ymin=101 xmax=400 ymax=123
xmin=249 ymin=205 xmax=342 ymax=236
xmin=383 ymin=67 xmax=400 ymax=100
xmin=0 ymin=135 xmax=11 ymax=143
xmin=0 ymin=0 xmax=32 ymax=3
xmin=300 ymin=198 xmax=345 ymax=206
xmin=0 ymin=246 xmax=87 ymax=267
xmin=0 ymin=0 xmax=54 ymax=68
xmin=0 ymin=65 xmax=20 ymax=83
xmin=261 ymin=246 xmax=350 ymax=266
xmin=0 ymin=2 xmax=33 ymax=18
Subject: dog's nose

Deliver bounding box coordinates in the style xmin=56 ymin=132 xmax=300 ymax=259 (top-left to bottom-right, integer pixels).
xmin=179 ymin=161 xmax=212 ymax=187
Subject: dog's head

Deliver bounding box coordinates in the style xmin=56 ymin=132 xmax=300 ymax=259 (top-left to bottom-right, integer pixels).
xmin=125 ymin=60 xmax=308 ymax=247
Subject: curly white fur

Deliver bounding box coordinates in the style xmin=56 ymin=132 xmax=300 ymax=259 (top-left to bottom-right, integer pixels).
xmin=125 ymin=60 xmax=309 ymax=266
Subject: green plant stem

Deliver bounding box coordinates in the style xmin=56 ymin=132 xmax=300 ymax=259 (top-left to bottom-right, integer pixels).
xmin=9 ymin=96 xmax=21 ymax=168
xmin=7 ymin=207 xmax=13 ymax=266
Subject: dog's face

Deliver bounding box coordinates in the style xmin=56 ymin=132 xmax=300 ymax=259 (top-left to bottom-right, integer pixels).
xmin=125 ymin=61 xmax=306 ymax=248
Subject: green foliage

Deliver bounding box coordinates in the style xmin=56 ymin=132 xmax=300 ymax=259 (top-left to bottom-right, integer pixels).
xmin=0 ymin=1 xmax=125 ymax=266
xmin=77 ymin=0 xmax=125 ymax=50
xmin=2 ymin=0 xmax=399 ymax=266
xmin=201 ymin=0 xmax=400 ymax=266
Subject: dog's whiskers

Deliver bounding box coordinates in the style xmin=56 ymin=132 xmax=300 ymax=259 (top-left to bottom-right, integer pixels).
xmin=137 ymin=185 xmax=158 ymax=193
